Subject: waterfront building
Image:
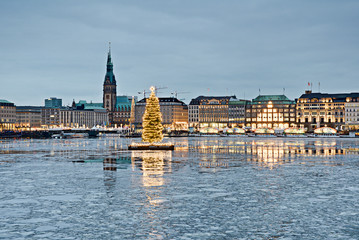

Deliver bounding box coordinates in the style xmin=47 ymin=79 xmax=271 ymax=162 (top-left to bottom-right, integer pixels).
xmin=134 ymin=97 xmax=188 ymax=130
xmin=345 ymin=100 xmax=359 ymax=130
xmin=0 ymin=99 xmax=16 ymax=131
xmin=188 ymin=98 xmax=200 ymax=129
xmin=16 ymin=106 xmax=42 ymax=128
xmin=245 ymin=95 xmax=296 ymax=129
xmin=113 ymin=96 xmax=137 ymax=127
xmin=59 ymin=108 xmax=108 ymax=128
xmin=41 ymin=108 xmax=61 ymax=126
xmin=188 ymin=96 xmax=238 ymax=129
xmin=42 ymin=104 xmax=109 ymax=128
xmin=296 ymin=91 xmax=359 ymax=131
xmin=45 ymin=97 xmax=62 ymax=108
xmin=228 ymin=99 xmax=250 ymax=128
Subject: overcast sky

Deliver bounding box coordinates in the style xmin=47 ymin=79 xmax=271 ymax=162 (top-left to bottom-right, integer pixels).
xmin=1 ymin=0 xmax=359 ymax=106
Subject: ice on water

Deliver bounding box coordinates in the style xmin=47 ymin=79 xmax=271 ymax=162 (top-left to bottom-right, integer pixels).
xmin=1 ymin=137 xmax=359 ymax=239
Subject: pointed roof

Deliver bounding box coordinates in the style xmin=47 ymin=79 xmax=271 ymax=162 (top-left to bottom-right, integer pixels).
xmin=104 ymin=42 xmax=116 ymax=84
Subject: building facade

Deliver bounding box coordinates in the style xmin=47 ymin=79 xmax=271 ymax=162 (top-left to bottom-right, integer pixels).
xmin=16 ymin=106 xmax=42 ymax=128
xmin=42 ymin=106 xmax=109 ymax=128
xmin=45 ymin=97 xmax=62 ymax=108
xmin=134 ymin=97 xmax=188 ymax=130
xmin=189 ymin=96 xmax=245 ymax=129
xmin=59 ymin=108 xmax=108 ymax=128
xmin=228 ymin=99 xmax=250 ymax=128
xmin=296 ymin=91 xmax=359 ymax=131
xmin=188 ymin=99 xmax=200 ymax=129
xmin=41 ymin=108 xmax=61 ymax=126
xmin=345 ymin=102 xmax=359 ymax=130
xmin=0 ymin=99 xmax=16 ymax=131
xmin=112 ymin=96 xmax=137 ymax=127
xmin=245 ymin=95 xmax=296 ymax=129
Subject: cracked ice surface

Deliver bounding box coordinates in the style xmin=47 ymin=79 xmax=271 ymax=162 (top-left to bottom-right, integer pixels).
xmin=1 ymin=137 xmax=359 ymax=239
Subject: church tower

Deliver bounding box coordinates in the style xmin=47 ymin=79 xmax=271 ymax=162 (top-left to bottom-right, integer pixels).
xmin=103 ymin=43 xmax=117 ymax=124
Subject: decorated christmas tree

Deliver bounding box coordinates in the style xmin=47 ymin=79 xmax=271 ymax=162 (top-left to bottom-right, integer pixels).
xmin=142 ymin=87 xmax=164 ymax=143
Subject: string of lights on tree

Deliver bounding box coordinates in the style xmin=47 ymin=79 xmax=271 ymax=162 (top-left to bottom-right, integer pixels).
xmin=141 ymin=86 xmax=164 ymax=143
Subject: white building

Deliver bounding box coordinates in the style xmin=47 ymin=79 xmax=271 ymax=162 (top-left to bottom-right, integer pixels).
xmin=188 ymin=103 xmax=199 ymax=129
xmin=345 ymin=102 xmax=359 ymax=130
xmin=42 ymin=107 xmax=109 ymax=128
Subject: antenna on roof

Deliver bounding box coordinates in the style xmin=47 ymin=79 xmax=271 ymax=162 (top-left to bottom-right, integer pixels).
xmin=259 ymin=88 xmax=261 ymax=95
xmin=319 ymin=82 xmax=321 ymax=93
xmin=283 ymin=88 xmax=285 ymax=95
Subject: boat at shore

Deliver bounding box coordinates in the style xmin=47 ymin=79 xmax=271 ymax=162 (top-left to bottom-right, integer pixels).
xmin=51 ymin=132 xmax=88 ymax=139
xmin=307 ymin=133 xmax=339 ymax=138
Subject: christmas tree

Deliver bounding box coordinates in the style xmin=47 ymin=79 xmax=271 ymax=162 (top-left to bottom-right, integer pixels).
xmin=142 ymin=87 xmax=164 ymax=143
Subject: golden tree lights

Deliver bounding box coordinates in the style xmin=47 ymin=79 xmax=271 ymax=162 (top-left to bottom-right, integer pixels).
xmin=142 ymin=86 xmax=164 ymax=143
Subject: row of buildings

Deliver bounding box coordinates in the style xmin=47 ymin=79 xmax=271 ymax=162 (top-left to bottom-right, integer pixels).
xmin=0 ymin=98 xmax=109 ymax=131
xmin=2 ymin=45 xmax=359 ymax=132
xmin=188 ymin=91 xmax=359 ymax=131
xmin=2 ymin=90 xmax=359 ymax=132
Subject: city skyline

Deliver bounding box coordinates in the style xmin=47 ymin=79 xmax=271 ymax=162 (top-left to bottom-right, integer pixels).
xmin=1 ymin=0 xmax=359 ymax=106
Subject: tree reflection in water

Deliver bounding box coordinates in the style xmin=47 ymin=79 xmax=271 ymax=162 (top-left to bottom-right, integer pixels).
xmin=130 ymin=151 xmax=173 ymax=238
xmin=131 ymin=151 xmax=172 ymax=188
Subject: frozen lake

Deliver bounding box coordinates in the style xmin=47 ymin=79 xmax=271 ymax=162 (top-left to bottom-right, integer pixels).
xmin=1 ymin=136 xmax=359 ymax=239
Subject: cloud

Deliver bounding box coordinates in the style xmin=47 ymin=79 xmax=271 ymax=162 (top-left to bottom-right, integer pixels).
xmin=0 ymin=0 xmax=359 ymax=105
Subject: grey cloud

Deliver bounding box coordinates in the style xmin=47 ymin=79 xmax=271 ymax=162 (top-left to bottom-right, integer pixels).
xmin=0 ymin=0 xmax=358 ymax=105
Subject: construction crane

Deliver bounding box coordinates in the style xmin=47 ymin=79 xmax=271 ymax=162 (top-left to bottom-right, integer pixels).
xmin=138 ymin=86 xmax=168 ymax=98
xmin=171 ymin=91 xmax=190 ymax=99
xmin=138 ymin=89 xmax=150 ymax=99
xmin=154 ymin=86 xmax=167 ymax=96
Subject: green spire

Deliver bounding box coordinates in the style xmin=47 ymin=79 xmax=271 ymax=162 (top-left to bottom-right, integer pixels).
xmin=107 ymin=42 xmax=113 ymax=69
xmin=104 ymin=42 xmax=116 ymax=84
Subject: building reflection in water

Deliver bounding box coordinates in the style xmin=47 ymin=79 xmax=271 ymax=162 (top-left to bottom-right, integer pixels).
xmin=103 ymin=157 xmax=131 ymax=198
xmin=188 ymin=139 xmax=350 ymax=170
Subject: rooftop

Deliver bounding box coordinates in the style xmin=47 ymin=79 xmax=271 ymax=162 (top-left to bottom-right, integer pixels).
xmin=0 ymin=99 xmax=15 ymax=106
xmin=299 ymin=92 xmax=359 ymax=100
xmin=138 ymin=97 xmax=186 ymax=105
xmin=251 ymin=95 xmax=295 ymax=104
xmin=0 ymin=99 xmax=13 ymax=104
xmin=189 ymin=96 xmax=236 ymax=105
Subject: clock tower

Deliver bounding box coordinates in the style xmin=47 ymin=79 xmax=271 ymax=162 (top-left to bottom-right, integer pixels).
xmin=103 ymin=43 xmax=117 ymax=124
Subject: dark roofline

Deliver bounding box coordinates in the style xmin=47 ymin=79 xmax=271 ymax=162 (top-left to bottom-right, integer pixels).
xmin=16 ymin=106 xmax=44 ymax=110
xmin=299 ymin=92 xmax=359 ymax=99
xmin=137 ymin=97 xmax=187 ymax=105
xmin=189 ymin=95 xmax=237 ymax=105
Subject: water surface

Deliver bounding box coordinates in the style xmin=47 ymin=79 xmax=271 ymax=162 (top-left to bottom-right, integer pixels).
xmin=1 ymin=137 xmax=359 ymax=239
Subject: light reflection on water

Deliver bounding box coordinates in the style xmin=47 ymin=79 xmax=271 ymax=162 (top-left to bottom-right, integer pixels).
xmin=131 ymin=151 xmax=172 ymax=188
xmin=1 ymin=137 xmax=359 ymax=239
